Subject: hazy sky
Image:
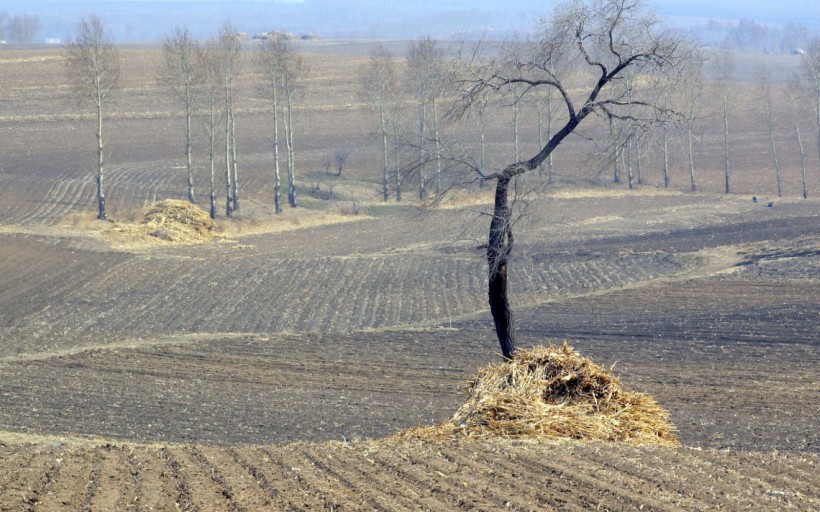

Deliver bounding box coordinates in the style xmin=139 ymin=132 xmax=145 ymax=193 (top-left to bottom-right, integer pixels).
xmin=2 ymin=0 xmax=818 ymax=42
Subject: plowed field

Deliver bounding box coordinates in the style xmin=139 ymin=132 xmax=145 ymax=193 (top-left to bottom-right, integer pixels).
xmin=1 ymin=47 xmax=819 ymax=510
xmin=1 ymin=440 xmax=818 ymax=512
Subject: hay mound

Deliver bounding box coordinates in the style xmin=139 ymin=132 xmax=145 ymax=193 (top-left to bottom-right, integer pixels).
xmin=142 ymin=199 xmax=216 ymax=241
xmin=398 ymin=342 xmax=679 ymax=446
xmin=105 ymin=200 xmax=217 ymax=245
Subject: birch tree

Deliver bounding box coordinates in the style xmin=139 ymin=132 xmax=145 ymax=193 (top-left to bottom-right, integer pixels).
xmin=64 ymin=16 xmax=121 ymax=220
xmin=160 ymin=27 xmax=200 ymax=203
xmin=257 ymin=34 xmax=287 ymax=213
xmin=360 ymin=45 xmax=399 ymax=202
xmin=406 ymin=36 xmax=445 ymax=200
xmin=278 ymin=40 xmax=306 ymax=208
xmin=218 ymin=22 xmax=241 ymax=216
xmin=801 ymin=38 xmax=820 ymax=183
xmin=786 ymin=73 xmax=809 ymax=199
xmin=712 ymin=45 xmax=735 ymax=194
xmin=449 ymin=0 xmax=691 ymax=358
xmin=197 ymin=40 xmax=222 ymax=219
xmin=680 ymin=52 xmax=705 ymax=192
xmin=757 ymin=66 xmax=782 ymax=197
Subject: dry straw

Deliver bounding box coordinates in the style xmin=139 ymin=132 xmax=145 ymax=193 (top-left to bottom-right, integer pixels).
xmin=108 ymin=199 xmax=216 ymax=244
xmin=397 ymin=342 xmax=679 ymax=447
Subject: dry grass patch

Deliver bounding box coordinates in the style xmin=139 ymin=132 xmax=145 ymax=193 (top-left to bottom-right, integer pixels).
xmin=396 ymin=342 xmax=679 ymax=447
xmin=215 ymin=202 xmax=370 ymax=238
xmin=549 ymin=187 xmax=685 ymax=199
xmin=104 ymin=199 xmax=216 ymax=247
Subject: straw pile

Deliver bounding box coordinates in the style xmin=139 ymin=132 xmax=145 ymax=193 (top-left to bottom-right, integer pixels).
xmin=107 ymin=200 xmax=217 ymax=244
xmin=397 ymin=342 xmax=679 ymax=446
xmin=142 ymin=200 xmax=216 ymax=241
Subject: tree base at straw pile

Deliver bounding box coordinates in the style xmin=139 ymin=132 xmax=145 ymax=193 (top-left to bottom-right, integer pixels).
xmin=397 ymin=342 xmax=679 ymax=447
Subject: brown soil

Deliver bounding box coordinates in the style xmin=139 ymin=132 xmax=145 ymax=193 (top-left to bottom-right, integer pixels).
xmin=1 ymin=47 xmax=819 ymax=510
xmin=0 ymin=440 xmax=817 ymax=511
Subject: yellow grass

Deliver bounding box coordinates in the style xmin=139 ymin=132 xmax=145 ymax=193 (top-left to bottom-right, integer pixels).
xmin=214 ymin=205 xmax=370 ymax=238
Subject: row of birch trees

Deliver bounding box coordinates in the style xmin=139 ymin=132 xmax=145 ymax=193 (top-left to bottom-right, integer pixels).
xmin=159 ymin=23 xmax=306 ymax=219
xmin=64 ymin=17 xmax=306 ymax=220
xmin=63 ymin=15 xmax=820 ymax=223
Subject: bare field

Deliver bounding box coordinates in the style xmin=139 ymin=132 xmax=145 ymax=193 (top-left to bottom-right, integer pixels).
xmin=1 ymin=46 xmax=819 ymax=509
xmin=0 ymin=440 xmax=818 ymax=512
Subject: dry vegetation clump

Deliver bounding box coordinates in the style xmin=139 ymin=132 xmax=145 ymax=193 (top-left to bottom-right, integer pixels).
xmin=108 ymin=199 xmax=217 ymax=244
xmin=397 ymin=342 xmax=679 ymax=447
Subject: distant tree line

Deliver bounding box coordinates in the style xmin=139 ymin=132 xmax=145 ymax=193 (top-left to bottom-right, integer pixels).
xmin=694 ymin=18 xmax=813 ymax=54
xmin=0 ymin=12 xmax=42 ymax=44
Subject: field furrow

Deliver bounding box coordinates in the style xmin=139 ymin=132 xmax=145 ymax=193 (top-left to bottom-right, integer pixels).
xmin=86 ymin=446 xmax=139 ymax=512
xmin=258 ymin=445 xmax=364 ymax=511
xmin=160 ymin=448 xmax=201 ymax=511
xmin=227 ymin=446 xmax=308 ymax=511
xmin=126 ymin=448 xmax=176 ymax=511
xmin=380 ymin=445 xmax=502 ymax=511
xmin=17 ymin=453 xmax=62 ymax=512
xmin=667 ymin=448 xmax=820 ymax=506
xmin=171 ymin=447 xmax=246 ymax=512
xmin=0 ymin=451 xmax=42 ymax=512
xmin=195 ymin=447 xmax=282 ymax=511
xmin=436 ymin=444 xmax=599 ymax=512
xmin=328 ymin=445 xmax=456 ymax=512
xmin=583 ymin=448 xmax=715 ymax=509
xmin=398 ymin=443 xmax=535 ymax=511
xmin=297 ymin=447 xmax=404 ymax=511
xmin=365 ymin=444 xmax=492 ymax=512
xmin=509 ymin=449 xmax=683 ymax=511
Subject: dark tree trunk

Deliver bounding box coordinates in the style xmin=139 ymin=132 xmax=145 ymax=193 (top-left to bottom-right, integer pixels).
xmin=484 ymin=114 xmax=580 ymax=359
xmin=488 ymin=175 xmax=516 ymax=359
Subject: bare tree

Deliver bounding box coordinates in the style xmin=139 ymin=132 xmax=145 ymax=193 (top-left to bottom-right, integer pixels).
xmin=218 ymin=22 xmax=241 ymax=216
xmin=801 ymin=38 xmax=820 ymax=183
xmin=257 ymin=33 xmax=287 ymax=214
xmin=160 ymin=27 xmax=200 ymax=203
xmin=360 ymin=44 xmax=399 ymax=201
xmin=197 ymin=40 xmax=223 ymax=219
xmin=605 ymin=84 xmax=622 ymax=184
xmin=469 ymin=94 xmax=491 ymax=188
xmin=278 ymin=39 xmax=307 ymax=208
xmin=406 ymin=36 xmax=445 ymax=200
xmin=534 ymin=78 xmax=562 ymax=184
xmin=757 ymin=66 xmax=782 ymax=198
xmin=450 ymin=0 xmax=690 ymax=358
xmin=680 ymin=52 xmax=705 ymax=192
xmin=712 ymin=45 xmax=735 ymax=194
xmin=327 ymin=146 xmax=356 ymax=177
xmin=786 ymin=72 xmax=809 ymax=199
xmin=64 ymin=16 xmax=121 ymax=220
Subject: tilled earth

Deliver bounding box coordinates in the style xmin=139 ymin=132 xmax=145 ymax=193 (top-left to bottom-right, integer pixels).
xmin=0 ymin=440 xmax=818 ymax=512
xmin=0 ymin=196 xmax=818 ymax=510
